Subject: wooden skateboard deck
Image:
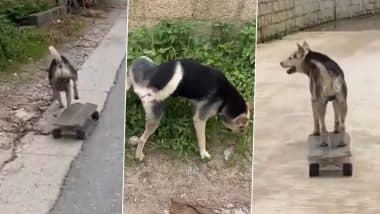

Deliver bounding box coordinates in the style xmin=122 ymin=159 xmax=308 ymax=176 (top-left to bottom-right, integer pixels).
xmin=308 ymin=132 xmax=351 ymax=160
xmin=52 ymin=103 xmax=99 ymax=139
xmin=308 ymin=132 xmax=352 ymax=177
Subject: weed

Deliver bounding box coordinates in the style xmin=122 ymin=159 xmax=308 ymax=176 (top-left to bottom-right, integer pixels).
xmin=126 ymin=20 xmax=255 ymax=163
xmin=0 ymin=16 xmax=47 ymax=70
xmin=0 ymin=0 xmax=52 ymax=23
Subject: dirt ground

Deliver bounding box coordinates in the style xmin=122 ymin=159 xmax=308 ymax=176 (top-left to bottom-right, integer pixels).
xmin=0 ymin=8 xmax=123 ymax=169
xmin=124 ymin=2 xmax=252 ymax=213
xmin=124 ymin=149 xmax=251 ymax=214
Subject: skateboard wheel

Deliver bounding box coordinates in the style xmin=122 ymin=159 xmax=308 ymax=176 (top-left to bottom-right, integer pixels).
xmin=343 ymin=163 xmax=352 ymax=176
xmin=91 ymin=111 xmax=100 ymax=120
xmin=52 ymin=129 xmax=62 ymax=139
xmin=309 ymin=163 xmax=319 ymax=177
xmin=76 ymin=129 xmax=86 ymax=140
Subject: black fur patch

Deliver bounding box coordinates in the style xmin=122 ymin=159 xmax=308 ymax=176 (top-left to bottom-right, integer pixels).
xmin=153 ymin=59 xmax=247 ymax=119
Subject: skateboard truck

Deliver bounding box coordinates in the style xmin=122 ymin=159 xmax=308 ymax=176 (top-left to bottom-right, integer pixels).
xmin=52 ymin=103 xmax=99 ymax=140
xmin=308 ymin=132 xmax=352 ymax=177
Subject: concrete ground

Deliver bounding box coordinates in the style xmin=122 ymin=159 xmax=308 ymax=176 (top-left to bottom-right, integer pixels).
xmin=0 ymin=12 xmax=126 ymax=213
xmin=254 ymin=16 xmax=380 ymax=214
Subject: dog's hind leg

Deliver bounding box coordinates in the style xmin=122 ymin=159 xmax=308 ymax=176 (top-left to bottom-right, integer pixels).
xmin=336 ymin=100 xmax=348 ymax=147
xmin=333 ymin=100 xmax=340 ymax=133
xmin=73 ymin=80 xmax=79 ymax=100
xmin=134 ymin=101 xmax=163 ymax=161
xmin=311 ymin=101 xmax=320 ymax=136
xmin=316 ymin=101 xmax=328 ymax=147
xmin=339 ymin=101 xmax=347 ymax=133
xmin=54 ymin=90 xmax=64 ymax=108
xmin=65 ymin=87 xmax=72 ymax=107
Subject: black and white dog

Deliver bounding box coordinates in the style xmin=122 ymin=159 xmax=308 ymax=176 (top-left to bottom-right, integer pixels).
xmin=47 ymin=46 xmax=79 ymax=108
xmin=126 ymin=56 xmax=251 ymax=161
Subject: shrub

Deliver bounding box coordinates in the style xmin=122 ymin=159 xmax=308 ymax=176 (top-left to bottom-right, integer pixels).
xmin=0 ymin=15 xmax=47 ymax=70
xmin=0 ymin=0 xmax=52 ymax=23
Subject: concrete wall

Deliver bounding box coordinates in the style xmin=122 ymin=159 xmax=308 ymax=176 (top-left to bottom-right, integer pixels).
xmin=128 ymin=0 xmax=256 ymax=30
xmin=258 ymin=0 xmax=380 ymax=42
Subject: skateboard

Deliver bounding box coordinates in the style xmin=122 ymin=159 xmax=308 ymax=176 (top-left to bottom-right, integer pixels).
xmin=52 ymin=103 xmax=99 ymax=140
xmin=308 ymin=132 xmax=352 ymax=177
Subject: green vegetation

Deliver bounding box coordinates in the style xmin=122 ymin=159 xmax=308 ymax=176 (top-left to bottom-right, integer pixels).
xmin=126 ymin=20 xmax=255 ymax=163
xmin=0 ymin=16 xmax=48 ymax=70
xmin=0 ymin=0 xmax=54 ymax=71
xmin=0 ymin=0 xmax=86 ymax=72
xmin=0 ymin=0 xmax=52 ymax=23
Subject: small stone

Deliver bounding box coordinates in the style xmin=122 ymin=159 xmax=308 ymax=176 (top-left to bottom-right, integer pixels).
xmin=224 ymin=146 xmax=234 ymax=161
xmin=128 ymin=136 xmax=139 ymax=146
xmin=14 ymin=108 xmax=34 ymax=122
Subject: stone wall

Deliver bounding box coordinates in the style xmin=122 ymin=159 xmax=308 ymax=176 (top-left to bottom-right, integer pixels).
xmin=128 ymin=0 xmax=256 ymax=30
xmin=258 ymin=0 xmax=380 ymax=42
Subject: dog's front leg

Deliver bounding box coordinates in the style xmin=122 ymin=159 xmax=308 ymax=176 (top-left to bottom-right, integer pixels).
xmin=311 ymin=100 xmax=320 ymax=136
xmin=135 ymin=119 xmax=160 ymax=161
xmin=134 ymin=101 xmax=162 ymax=161
xmin=193 ymin=116 xmax=210 ymax=159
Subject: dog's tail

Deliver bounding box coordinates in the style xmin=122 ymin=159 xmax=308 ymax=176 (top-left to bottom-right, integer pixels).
xmin=48 ymin=45 xmax=63 ymax=62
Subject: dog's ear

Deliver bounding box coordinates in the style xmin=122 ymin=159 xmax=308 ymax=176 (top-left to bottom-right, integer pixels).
xmin=302 ymin=41 xmax=310 ymax=50
xmin=233 ymin=113 xmax=249 ymax=124
xmin=297 ymin=43 xmax=303 ymax=51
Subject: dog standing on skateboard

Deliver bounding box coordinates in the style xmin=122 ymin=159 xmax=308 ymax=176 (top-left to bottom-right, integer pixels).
xmin=126 ymin=56 xmax=251 ymax=161
xmin=47 ymin=46 xmax=79 ymax=108
xmin=280 ymin=41 xmax=348 ymax=147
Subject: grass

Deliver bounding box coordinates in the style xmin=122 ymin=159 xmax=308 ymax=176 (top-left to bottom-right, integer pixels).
xmin=126 ymin=20 xmax=255 ymax=164
xmin=0 ymin=14 xmax=87 ymax=73
xmin=0 ymin=0 xmax=87 ymax=72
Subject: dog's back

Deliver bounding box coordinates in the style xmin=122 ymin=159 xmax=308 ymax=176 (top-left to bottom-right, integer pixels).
xmin=305 ymin=51 xmax=347 ymax=101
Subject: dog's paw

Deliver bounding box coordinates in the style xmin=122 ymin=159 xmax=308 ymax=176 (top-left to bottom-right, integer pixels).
xmin=128 ymin=136 xmax=139 ymax=146
xmin=58 ymin=104 xmax=64 ymax=109
xmin=74 ymin=96 xmax=79 ymax=100
xmin=311 ymin=132 xmax=320 ymax=136
xmin=200 ymin=150 xmax=211 ymax=159
xmin=320 ymin=142 xmax=328 ymax=147
xmin=135 ymin=151 xmax=145 ymax=162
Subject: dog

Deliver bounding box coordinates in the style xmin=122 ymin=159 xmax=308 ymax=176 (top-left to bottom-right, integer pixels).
xmin=280 ymin=41 xmax=348 ymax=147
xmin=47 ymin=46 xmax=79 ymax=108
xmin=126 ymin=56 xmax=251 ymax=161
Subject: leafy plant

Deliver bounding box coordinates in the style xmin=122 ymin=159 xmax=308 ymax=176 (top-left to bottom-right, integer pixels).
xmin=126 ymin=20 xmax=255 ymax=162
xmin=0 ymin=15 xmax=48 ymax=70
xmin=0 ymin=0 xmax=51 ymax=23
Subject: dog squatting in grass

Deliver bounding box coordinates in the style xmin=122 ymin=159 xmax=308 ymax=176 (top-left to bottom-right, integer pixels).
xmin=126 ymin=56 xmax=251 ymax=161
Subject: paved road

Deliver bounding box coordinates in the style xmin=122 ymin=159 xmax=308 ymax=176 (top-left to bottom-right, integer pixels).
xmin=254 ymin=16 xmax=380 ymax=214
xmin=50 ymin=59 xmax=125 ymax=214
